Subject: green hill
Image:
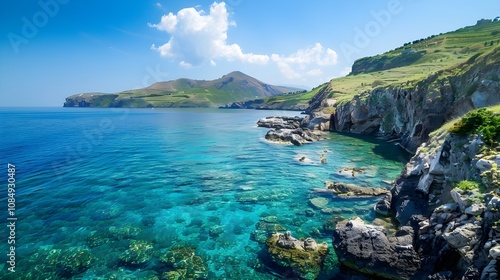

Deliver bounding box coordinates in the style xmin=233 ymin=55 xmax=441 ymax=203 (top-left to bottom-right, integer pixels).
xmin=264 ymin=19 xmax=500 ymax=108
xmin=63 ymin=71 xmax=300 ymax=108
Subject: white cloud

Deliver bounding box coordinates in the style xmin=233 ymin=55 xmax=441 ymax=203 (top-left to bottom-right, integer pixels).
xmin=271 ymin=43 xmax=338 ymax=79
xmin=156 ymin=2 xmax=163 ymax=9
xmin=306 ymin=68 xmax=322 ymax=76
xmin=149 ymin=2 xmax=269 ymax=66
xmin=340 ymin=66 xmax=352 ymax=77
xmin=149 ymin=2 xmax=338 ymax=83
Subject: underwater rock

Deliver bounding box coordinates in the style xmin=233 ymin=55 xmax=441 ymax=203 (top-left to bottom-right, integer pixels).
xmin=322 ymin=181 xmax=389 ymax=197
xmin=261 ymin=215 xmax=278 ymax=223
xmin=265 ymin=231 xmax=329 ymax=280
xmin=27 ymin=246 xmax=95 ymax=278
xmin=308 ymin=197 xmax=329 ymax=209
xmin=160 ymin=245 xmax=208 ymax=279
xmin=119 ymin=240 xmax=154 ymax=266
xmin=208 ymin=225 xmax=224 ymax=238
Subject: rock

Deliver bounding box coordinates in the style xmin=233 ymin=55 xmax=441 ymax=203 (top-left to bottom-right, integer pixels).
xmin=489 ymin=245 xmax=500 ymax=259
xmin=465 ymin=203 xmax=486 ymax=216
xmin=309 ymin=197 xmax=329 ymax=209
xmin=442 ymin=223 xmax=481 ymax=263
xmin=374 ymin=192 xmax=392 ymax=216
xmin=208 ymin=225 xmax=224 ymax=238
xmin=323 ymin=181 xmax=389 ymax=197
xmin=480 ymin=260 xmax=498 ymax=280
xmin=265 ymin=128 xmax=325 ymax=146
xmin=160 ymin=245 xmax=208 ymax=279
xmin=450 ymin=190 xmax=468 ymax=212
xmin=476 ymin=159 xmax=494 ymax=172
xmin=119 ymin=240 xmax=154 ymax=266
xmin=261 ymin=216 xmax=278 ymax=223
xmin=487 ymin=197 xmax=500 ymax=211
xmin=257 ymin=116 xmax=303 ymax=129
xmin=304 ymin=209 xmax=316 ymax=217
xmin=265 ymin=231 xmax=329 ymax=280
xmin=333 ymin=217 xmax=420 ymax=279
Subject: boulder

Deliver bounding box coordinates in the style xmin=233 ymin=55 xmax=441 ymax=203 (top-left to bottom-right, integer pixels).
xmin=465 ymin=203 xmax=486 ymax=216
xmin=333 ymin=217 xmax=420 ymax=279
xmin=489 ymin=246 xmax=500 ymax=259
xmin=442 ymin=223 xmax=481 ymax=263
xmin=265 ymin=231 xmax=329 ymax=280
xmin=322 ymin=181 xmax=389 ymax=197
xmin=257 ymin=116 xmax=303 ymax=129
xmin=265 ymin=128 xmax=324 ymax=146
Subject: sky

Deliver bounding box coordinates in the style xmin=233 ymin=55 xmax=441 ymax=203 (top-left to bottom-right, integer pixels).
xmin=1 ymin=0 xmax=499 ymax=106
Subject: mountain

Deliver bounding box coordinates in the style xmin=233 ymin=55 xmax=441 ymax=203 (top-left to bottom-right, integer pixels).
xmin=63 ymin=71 xmax=301 ymax=108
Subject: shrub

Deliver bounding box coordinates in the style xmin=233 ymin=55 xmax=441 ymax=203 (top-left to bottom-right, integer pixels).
xmin=449 ymin=108 xmax=500 ymax=145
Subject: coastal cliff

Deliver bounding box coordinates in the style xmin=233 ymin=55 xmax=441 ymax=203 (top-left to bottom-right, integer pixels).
xmin=308 ymin=47 xmax=500 ymax=153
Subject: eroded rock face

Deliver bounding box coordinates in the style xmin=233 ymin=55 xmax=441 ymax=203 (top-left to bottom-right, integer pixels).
xmin=257 ymin=116 xmax=304 ymax=129
xmin=311 ymin=50 xmax=500 ymax=153
xmin=265 ymin=128 xmax=325 ymax=146
xmin=265 ymin=231 xmax=329 ymax=280
xmin=333 ymin=217 xmax=421 ymax=279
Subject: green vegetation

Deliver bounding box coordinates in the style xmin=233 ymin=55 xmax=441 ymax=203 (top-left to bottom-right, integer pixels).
xmin=456 ymin=180 xmax=486 ymax=192
xmin=287 ymin=20 xmax=500 ymax=105
xmin=64 ymin=71 xmax=300 ymax=108
xmin=449 ymin=108 xmax=500 ymax=145
xmin=454 ymin=180 xmax=488 ymax=204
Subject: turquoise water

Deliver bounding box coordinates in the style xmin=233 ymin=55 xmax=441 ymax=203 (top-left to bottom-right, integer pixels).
xmin=0 ymin=108 xmax=407 ymax=279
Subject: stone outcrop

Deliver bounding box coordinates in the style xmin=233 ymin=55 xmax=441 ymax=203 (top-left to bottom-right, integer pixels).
xmin=265 ymin=128 xmax=325 ymax=146
xmin=333 ymin=217 xmax=421 ymax=279
xmin=320 ymin=181 xmax=389 ymax=197
xmin=265 ymin=231 xmax=329 ymax=280
xmin=257 ymin=116 xmax=304 ymax=129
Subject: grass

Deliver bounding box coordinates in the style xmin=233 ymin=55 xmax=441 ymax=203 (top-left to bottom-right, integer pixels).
xmin=279 ymin=20 xmax=500 ymax=106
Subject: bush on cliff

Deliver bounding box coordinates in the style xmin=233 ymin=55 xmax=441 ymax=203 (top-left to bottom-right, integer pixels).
xmin=449 ymin=108 xmax=500 ymax=145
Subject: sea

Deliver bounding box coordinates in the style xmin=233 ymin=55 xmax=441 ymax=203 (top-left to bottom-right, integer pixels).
xmin=0 ymin=107 xmax=409 ymax=279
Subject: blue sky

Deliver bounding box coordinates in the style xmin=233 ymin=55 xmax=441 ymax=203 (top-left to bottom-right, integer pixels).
xmin=1 ymin=0 xmax=499 ymax=106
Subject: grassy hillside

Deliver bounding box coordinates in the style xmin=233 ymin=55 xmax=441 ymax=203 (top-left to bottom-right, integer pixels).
xmin=64 ymin=71 xmax=300 ymax=108
xmin=327 ymin=20 xmax=500 ymax=105
xmin=265 ymin=20 xmax=500 ymax=109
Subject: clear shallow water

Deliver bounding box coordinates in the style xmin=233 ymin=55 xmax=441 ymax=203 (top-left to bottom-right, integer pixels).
xmin=0 ymin=108 xmax=408 ymax=279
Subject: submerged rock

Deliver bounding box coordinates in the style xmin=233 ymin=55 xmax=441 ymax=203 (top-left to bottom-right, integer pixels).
xmin=119 ymin=240 xmax=154 ymax=266
xmin=27 ymin=246 xmax=95 ymax=278
xmin=160 ymin=245 xmax=208 ymax=279
xmin=265 ymin=231 xmax=329 ymax=279
xmin=308 ymin=197 xmax=329 ymax=209
xmin=322 ymin=181 xmax=389 ymax=197
xmin=333 ymin=217 xmax=421 ymax=279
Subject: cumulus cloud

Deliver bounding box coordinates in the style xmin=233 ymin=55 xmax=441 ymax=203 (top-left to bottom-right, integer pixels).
xmin=149 ymin=2 xmax=338 ymax=81
xmin=149 ymin=2 xmax=268 ymax=66
xmin=271 ymin=43 xmax=338 ymax=79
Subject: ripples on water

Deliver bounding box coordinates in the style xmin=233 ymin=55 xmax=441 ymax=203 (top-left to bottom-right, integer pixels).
xmin=0 ymin=108 xmax=408 ymax=279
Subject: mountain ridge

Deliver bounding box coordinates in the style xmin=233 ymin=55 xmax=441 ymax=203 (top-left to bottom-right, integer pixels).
xmin=63 ymin=71 xmax=301 ymax=108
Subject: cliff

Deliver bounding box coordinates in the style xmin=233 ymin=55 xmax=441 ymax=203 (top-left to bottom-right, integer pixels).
xmin=330 ymin=47 xmax=500 ymax=153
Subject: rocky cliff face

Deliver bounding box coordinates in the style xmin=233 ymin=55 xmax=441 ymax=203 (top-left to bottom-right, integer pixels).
xmin=309 ymin=48 xmax=500 ymax=153
xmin=376 ymin=128 xmax=500 ymax=278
